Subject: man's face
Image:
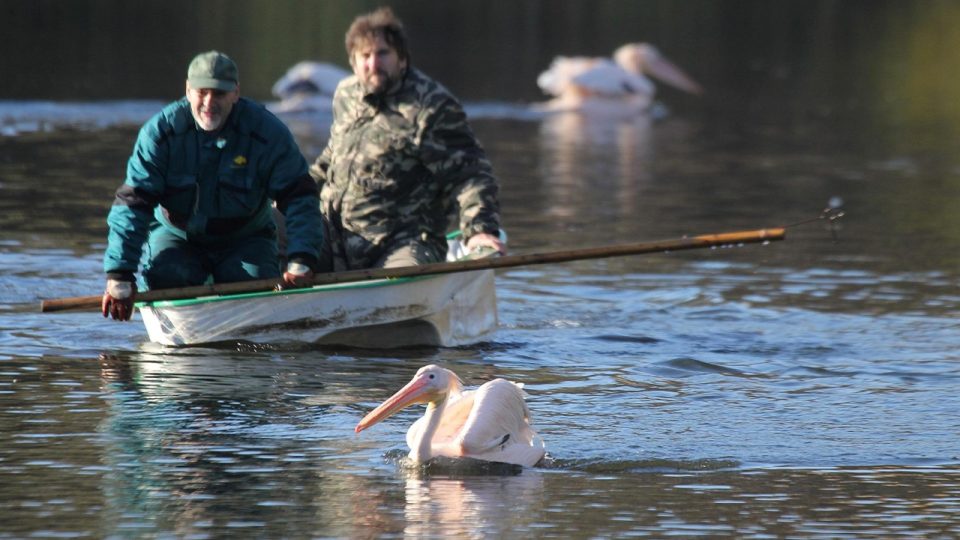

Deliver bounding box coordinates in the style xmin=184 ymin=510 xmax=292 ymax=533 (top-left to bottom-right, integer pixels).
xmin=351 ymin=34 xmax=407 ymax=95
xmin=186 ymin=83 xmax=240 ymax=131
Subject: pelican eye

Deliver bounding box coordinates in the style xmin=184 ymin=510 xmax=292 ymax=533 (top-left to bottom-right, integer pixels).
xmin=428 ymin=374 xmax=435 ymax=379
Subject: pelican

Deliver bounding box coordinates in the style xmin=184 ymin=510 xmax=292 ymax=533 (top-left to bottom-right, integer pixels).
xmin=535 ymin=42 xmax=703 ymax=115
xmin=355 ymin=364 xmax=546 ymax=467
xmin=268 ymin=61 xmax=350 ymax=113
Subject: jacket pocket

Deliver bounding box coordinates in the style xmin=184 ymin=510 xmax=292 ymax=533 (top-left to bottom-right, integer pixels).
xmin=217 ymin=170 xmax=261 ymax=217
xmin=162 ymin=173 xmax=198 ymax=214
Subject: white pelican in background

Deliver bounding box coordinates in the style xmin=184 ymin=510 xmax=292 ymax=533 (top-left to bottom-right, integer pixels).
xmin=535 ymin=42 xmax=703 ymax=115
xmin=268 ymin=61 xmax=350 ymax=114
xmin=355 ymin=364 xmax=546 ymax=467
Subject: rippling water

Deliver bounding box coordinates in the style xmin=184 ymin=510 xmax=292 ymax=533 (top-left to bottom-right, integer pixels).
xmin=2 ymin=101 xmax=959 ymax=536
xmin=4 ymin=2 xmax=960 ymax=534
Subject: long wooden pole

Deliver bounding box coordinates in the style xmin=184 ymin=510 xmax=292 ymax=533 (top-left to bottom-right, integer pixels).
xmin=39 ymin=227 xmax=784 ymax=313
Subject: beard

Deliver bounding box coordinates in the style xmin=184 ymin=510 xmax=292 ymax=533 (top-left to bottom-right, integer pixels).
xmin=360 ymin=68 xmax=403 ymax=96
xmin=192 ymin=105 xmax=224 ymax=132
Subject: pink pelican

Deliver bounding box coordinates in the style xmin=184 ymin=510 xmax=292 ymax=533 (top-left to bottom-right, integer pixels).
xmin=268 ymin=61 xmax=350 ymax=113
xmin=355 ymin=364 xmax=546 ymax=467
xmin=535 ymin=42 xmax=703 ymax=115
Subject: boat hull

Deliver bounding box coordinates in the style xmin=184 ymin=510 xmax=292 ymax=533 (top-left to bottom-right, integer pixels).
xmin=139 ymin=269 xmax=497 ymax=347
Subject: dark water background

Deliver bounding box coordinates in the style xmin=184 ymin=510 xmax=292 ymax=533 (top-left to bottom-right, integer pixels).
xmin=2 ymin=1 xmax=959 ymax=537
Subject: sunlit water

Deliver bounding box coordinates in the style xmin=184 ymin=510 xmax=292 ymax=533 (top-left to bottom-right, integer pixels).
xmin=1 ymin=94 xmax=958 ymax=537
xmin=5 ymin=0 xmax=960 ymax=525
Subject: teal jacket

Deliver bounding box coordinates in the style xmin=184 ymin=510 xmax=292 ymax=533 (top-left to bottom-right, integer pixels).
xmin=104 ymin=97 xmax=321 ymax=277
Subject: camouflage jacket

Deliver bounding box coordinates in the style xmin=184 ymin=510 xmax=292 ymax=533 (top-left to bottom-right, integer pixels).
xmin=310 ymin=67 xmax=500 ymax=268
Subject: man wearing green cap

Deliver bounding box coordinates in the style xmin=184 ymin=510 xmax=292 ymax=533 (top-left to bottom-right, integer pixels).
xmin=101 ymin=50 xmax=323 ymax=321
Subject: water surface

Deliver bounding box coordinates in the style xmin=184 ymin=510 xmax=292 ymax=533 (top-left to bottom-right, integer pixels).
xmin=2 ymin=1 xmax=959 ymax=538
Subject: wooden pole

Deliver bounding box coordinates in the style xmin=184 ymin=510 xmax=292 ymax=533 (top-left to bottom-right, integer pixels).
xmin=39 ymin=227 xmax=784 ymax=313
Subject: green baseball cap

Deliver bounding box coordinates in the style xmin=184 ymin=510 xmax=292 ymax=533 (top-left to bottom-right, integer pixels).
xmin=187 ymin=51 xmax=239 ymax=91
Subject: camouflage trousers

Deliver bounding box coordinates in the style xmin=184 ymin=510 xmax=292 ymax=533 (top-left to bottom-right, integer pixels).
xmin=317 ymin=215 xmax=445 ymax=271
xmin=273 ymin=206 xmax=444 ymax=272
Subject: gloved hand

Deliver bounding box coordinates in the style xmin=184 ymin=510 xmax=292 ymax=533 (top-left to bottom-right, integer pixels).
xmin=281 ymin=261 xmax=314 ymax=289
xmin=101 ymin=278 xmax=137 ymax=321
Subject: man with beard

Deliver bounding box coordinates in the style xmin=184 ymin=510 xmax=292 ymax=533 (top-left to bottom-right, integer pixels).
xmin=310 ymin=7 xmax=504 ymax=271
xmin=101 ymin=51 xmax=323 ymax=321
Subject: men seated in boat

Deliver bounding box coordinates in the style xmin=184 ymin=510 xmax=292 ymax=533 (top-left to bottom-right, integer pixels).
xmin=101 ymin=51 xmax=324 ymax=321
xmin=310 ymin=7 xmax=505 ymax=271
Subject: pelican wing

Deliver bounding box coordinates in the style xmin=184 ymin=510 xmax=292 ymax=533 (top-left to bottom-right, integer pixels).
xmin=536 ymin=56 xmax=602 ymax=96
xmin=571 ymin=62 xmax=655 ymax=97
xmin=455 ymin=379 xmax=545 ymax=466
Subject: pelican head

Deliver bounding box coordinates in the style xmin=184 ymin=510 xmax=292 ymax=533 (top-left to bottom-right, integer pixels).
xmin=613 ymin=43 xmax=703 ymax=95
xmin=355 ymin=364 xmax=463 ymax=433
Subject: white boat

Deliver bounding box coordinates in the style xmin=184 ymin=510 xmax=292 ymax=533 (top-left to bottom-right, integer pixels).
xmin=137 ymin=238 xmax=498 ymax=348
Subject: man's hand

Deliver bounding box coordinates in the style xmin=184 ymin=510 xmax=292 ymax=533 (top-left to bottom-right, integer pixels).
xmin=281 ymin=261 xmax=314 ymax=289
xmin=102 ymin=279 xmax=137 ymax=321
xmin=466 ymin=232 xmax=506 ymax=255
